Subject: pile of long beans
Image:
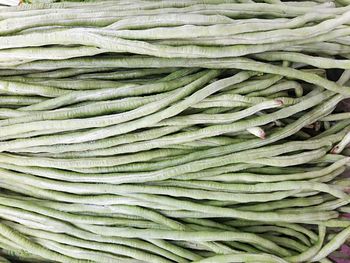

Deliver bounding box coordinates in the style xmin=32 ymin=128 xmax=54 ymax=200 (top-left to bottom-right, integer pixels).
xmin=0 ymin=0 xmax=350 ymax=262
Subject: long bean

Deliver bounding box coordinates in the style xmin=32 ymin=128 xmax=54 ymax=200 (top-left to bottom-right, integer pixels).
xmin=0 ymin=169 xmax=305 ymax=203
xmin=0 ymin=130 xmax=337 ymax=174
xmin=0 ymin=95 xmax=45 ymax=107
xmin=237 ymin=196 xmax=326 ymax=212
xmin=255 ymin=51 xmax=350 ymax=69
xmin=0 ymin=71 xmax=223 ymax=137
xmin=200 ymin=159 xmax=348 ymax=183
xmin=60 ymin=124 xmax=344 ymax=173
xmin=193 ymin=252 xmax=287 ymax=263
xmin=2 ymin=90 xmax=335 ymax=155
xmin=0 ymin=80 xmax=68 ymax=97
xmin=0 ymin=2 xmax=349 ymax=262
xmin=0 ymin=222 xmax=88 ymax=263
xmin=36 ymin=239 xmax=146 ymax=263
xmin=16 ymin=57 xmax=350 ymax=96
xmin=312 ymin=226 xmax=350 ymax=261
xmin=6 ymin=222 xmax=174 ymax=263
xmin=20 ymin=70 xmax=210 ymax=111
xmin=0 ymin=93 xmax=176 ymax=126
xmin=0 ymin=208 xmax=195 ymax=262
xmin=100 ymin=13 xmax=335 ymax=40
xmin=76 ymin=224 xmax=292 ymax=257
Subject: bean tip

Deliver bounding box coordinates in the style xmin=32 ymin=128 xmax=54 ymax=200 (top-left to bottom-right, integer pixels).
xmin=258 ymin=131 xmax=266 ymax=139
xmin=275 ymin=99 xmax=284 ymax=107
xmin=331 ymin=146 xmax=340 ymax=154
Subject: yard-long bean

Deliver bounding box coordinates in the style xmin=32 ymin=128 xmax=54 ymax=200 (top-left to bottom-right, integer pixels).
xmin=0 ymin=1 xmax=349 ymax=262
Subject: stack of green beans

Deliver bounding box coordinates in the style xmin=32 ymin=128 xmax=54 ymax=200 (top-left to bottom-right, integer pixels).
xmin=0 ymin=0 xmax=349 ymax=262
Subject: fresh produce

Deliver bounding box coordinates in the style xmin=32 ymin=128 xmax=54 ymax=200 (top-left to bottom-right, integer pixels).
xmin=0 ymin=0 xmax=349 ymax=262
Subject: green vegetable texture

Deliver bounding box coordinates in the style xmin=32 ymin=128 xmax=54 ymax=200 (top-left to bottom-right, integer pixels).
xmin=0 ymin=0 xmax=349 ymax=262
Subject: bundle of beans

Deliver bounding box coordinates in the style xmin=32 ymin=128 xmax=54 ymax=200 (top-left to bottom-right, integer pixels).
xmin=0 ymin=0 xmax=350 ymax=263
